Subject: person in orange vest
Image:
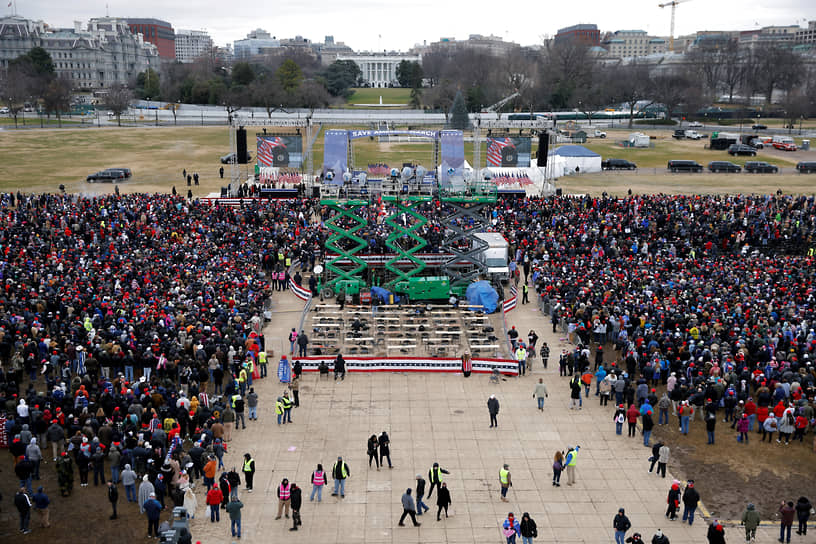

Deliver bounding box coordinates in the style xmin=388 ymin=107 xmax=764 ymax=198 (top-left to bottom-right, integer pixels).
xmin=276 ymin=478 xmax=291 ymax=519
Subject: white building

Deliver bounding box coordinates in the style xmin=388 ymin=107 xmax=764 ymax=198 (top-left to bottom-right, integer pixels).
xmin=336 ymin=53 xmax=421 ymax=88
xmin=233 ymin=28 xmax=279 ymax=58
xmin=0 ymin=15 xmax=158 ymax=89
xmin=175 ymin=29 xmax=212 ymax=63
xmin=602 ymin=30 xmax=667 ymax=59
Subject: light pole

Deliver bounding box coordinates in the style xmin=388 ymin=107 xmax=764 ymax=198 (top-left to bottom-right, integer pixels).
xmin=146 ymin=96 xmax=150 ymax=125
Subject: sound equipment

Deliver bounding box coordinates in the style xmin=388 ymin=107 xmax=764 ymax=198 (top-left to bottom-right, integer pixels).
xmin=555 ymin=188 xmax=562 ymax=196
xmin=501 ymin=146 xmax=518 ymax=167
xmin=236 ymin=127 xmax=248 ymax=164
xmin=537 ymin=132 xmax=548 ymax=167
xmin=312 ymin=186 xmax=320 ymax=198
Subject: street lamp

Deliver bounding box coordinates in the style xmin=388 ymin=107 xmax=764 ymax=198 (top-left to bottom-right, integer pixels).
xmin=146 ymin=96 xmax=150 ymax=126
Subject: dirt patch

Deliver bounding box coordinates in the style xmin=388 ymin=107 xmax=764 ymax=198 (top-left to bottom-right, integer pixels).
xmin=651 ymin=417 xmax=815 ymax=520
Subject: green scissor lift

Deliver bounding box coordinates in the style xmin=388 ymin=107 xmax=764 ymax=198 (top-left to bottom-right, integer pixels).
xmin=438 ymin=179 xmax=498 ymax=297
xmin=320 ymin=186 xmax=369 ymax=298
xmin=381 ymin=192 xmax=432 ymax=290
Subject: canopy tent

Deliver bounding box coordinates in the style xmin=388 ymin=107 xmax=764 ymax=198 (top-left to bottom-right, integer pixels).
xmin=547 ymin=145 xmax=602 ymax=177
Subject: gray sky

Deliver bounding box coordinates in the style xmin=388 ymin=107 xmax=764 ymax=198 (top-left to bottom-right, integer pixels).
xmin=8 ymin=0 xmax=816 ymax=51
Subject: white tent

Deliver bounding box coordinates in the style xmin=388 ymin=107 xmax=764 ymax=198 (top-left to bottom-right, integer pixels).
xmin=547 ymin=145 xmax=602 ymax=176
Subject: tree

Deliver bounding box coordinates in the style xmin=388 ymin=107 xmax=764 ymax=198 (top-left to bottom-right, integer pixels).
xmin=465 ymin=85 xmax=487 ymax=112
xmin=755 ymin=45 xmax=802 ymax=104
xmin=298 ymin=80 xmax=331 ymax=111
xmin=607 ymin=61 xmax=654 ymax=128
xmin=650 ymin=70 xmax=693 ymax=122
xmin=232 ymin=62 xmax=255 ymax=87
xmin=424 ymin=79 xmax=457 ymax=114
xmin=322 ymin=60 xmax=361 ymax=98
xmin=104 ymin=83 xmax=132 ymax=127
xmin=0 ymin=63 xmax=33 ymax=128
xmin=409 ymin=87 xmax=422 ymax=109
xmin=135 ymin=68 xmax=160 ymax=100
xmin=544 ymin=40 xmax=596 ymax=109
xmin=277 ymin=59 xmax=303 ymax=93
xmin=42 ymin=75 xmax=72 ymax=127
xmin=251 ymin=76 xmax=285 ymax=118
xmin=448 ymin=90 xmax=470 ymax=129
xmin=396 ymin=60 xmax=423 ymax=89
xmin=14 ymin=46 xmax=54 ymax=78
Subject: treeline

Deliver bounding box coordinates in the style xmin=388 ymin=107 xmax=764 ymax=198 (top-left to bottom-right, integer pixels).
xmin=0 ymin=46 xmax=72 ymax=127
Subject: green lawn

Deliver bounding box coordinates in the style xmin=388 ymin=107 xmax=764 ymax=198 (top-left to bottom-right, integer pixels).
xmin=345 ymin=88 xmax=412 ymax=105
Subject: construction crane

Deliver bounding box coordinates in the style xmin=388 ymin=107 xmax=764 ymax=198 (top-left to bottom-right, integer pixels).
xmin=658 ymin=0 xmax=692 ymax=53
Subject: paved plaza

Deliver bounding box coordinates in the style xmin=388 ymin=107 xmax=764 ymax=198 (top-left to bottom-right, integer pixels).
xmin=189 ymin=289 xmax=784 ymax=543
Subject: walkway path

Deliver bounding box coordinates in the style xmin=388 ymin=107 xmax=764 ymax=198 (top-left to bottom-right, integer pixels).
xmin=189 ymin=289 xmax=780 ymax=543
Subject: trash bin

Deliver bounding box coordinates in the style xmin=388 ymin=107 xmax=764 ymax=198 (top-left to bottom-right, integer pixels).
xmin=802 ymin=140 xmax=810 ymax=150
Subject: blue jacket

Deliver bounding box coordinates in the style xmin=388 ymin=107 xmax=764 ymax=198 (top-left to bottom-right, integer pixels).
xmin=143 ymin=498 xmax=162 ymax=520
xmin=503 ymin=518 xmax=520 ymax=535
xmin=33 ymin=491 xmax=50 ymax=509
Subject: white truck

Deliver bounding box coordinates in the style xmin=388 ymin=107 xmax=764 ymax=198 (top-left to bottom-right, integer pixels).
xmin=594 ymin=129 xmax=607 ymax=138
xmin=473 ymin=232 xmax=510 ymax=280
xmin=684 ymin=130 xmax=703 ymax=140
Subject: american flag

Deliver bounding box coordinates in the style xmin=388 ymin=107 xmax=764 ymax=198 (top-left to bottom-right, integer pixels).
xmin=486 ymin=138 xmax=515 ymax=166
xmin=288 ymin=278 xmax=312 ymax=302
xmin=503 ymin=285 xmax=518 ymax=313
xmin=257 ymin=136 xmax=284 ymax=166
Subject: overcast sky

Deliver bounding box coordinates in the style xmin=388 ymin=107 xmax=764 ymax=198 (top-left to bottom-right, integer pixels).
xmin=8 ymin=0 xmax=816 ymax=52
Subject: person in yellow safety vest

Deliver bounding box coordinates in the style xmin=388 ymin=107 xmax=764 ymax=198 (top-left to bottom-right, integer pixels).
xmin=285 ymin=255 xmax=291 ymax=267
xmin=258 ymin=351 xmax=268 ymax=378
xmin=276 ymin=397 xmax=285 ymax=425
xmin=242 ymin=453 xmax=255 ymax=492
xmin=331 ymin=456 xmax=349 ymax=497
xmin=277 ymin=251 xmax=284 ymax=264
xmin=245 ymin=359 xmax=254 ymax=386
xmin=499 ymin=464 xmax=512 ymax=502
xmin=83 ymin=316 xmax=93 ymax=331
xmin=565 ymin=445 xmax=580 ymax=486
xmin=281 ymin=392 xmax=293 ymax=424
xmin=515 ymin=345 xmax=528 ymax=376
xmin=426 ymin=462 xmax=449 ymax=500
xmin=238 ymin=365 xmax=248 ymax=396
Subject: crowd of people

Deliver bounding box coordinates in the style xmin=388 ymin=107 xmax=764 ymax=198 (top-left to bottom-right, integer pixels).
xmin=3 ymin=190 xmax=816 ymax=540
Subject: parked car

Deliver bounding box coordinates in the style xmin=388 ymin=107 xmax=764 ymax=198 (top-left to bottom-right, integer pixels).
xmin=220 ymin=152 xmax=252 ymax=164
xmin=727 ymin=144 xmax=757 ymax=156
xmin=601 ymin=158 xmax=637 ymax=170
xmin=684 ymin=130 xmax=703 ymax=140
xmin=773 ymin=141 xmax=797 ymax=151
xmin=708 ymin=161 xmax=741 ymax=173
xmin=0 ymin=107 xmax=9 ymax=114
xmin=743 ymin=161 xmax=778 ymax=173
xmin=752 ymin=124 xmax=767 ymax=130
xmin=672 ymin=129 xmax=686 ymax=140
xmin=796 ymin=161 xmax=816 ymax=173
xmin=594 ymin=129 xmax=607 ymax=138
xmin=667 ymin=160 xmax=703 ymax=173
xmin=107 ymin=167 xmax=132 ymax=179
xmin=688 ymin=121 xmax=703 ymax=128
xmin=86 ymin=169 xmax=127 ymax=183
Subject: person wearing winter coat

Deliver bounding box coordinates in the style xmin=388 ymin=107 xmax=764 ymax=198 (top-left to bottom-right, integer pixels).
xmin=736 ymin=414 xmax=750 ymax=444
xmin=779 ymin=500 xmax=796 ymax=543
xmin=436 ymin=482 xmax=451 ymax=521
xmin=488 ymin=395 xmax=500 ymax=428
xmin=656 ymin=444 xmax=670 ymax=478
xmin=206 ymin=486 xmax=223 ymax=522
xmin=666 ymin=481 xmax=681 ymax=520
xmin=289 ymin=483 xmax=302 ymax=531
xmin=121 ymin=464 xmax=138 ymax=502
xmin=741 ymin=502 xmax=761 ymax=542
xmin=613 ymin=508 xmax=632 ymax=544
xmin=651 ymin=529 xmax=669 ymax=544
xmin=183 ymin=487 xmax=198 ymax=519
xmin=682 ymin=480 xmax=700 ymax=526
xmin=367 ymin=435 xmax=380 ymax=470
xmin=795 ymin=496 xmax=812 ymax=536
xmin=138 ymin=475 xmax=155 ymax=514
xmin=26 ymin=438 xmax=42 ymax=480
xmin=706 ymin=520 xmax=726 ymax=544
xmin=519 ymin=512 xmax=538 ymax=543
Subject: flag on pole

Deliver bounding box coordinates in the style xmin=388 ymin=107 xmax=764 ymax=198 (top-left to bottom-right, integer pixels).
xmin=288 ymin=278 xmax=312 ymax=302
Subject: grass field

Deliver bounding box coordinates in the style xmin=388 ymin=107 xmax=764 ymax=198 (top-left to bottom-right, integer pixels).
xmin=345 ymin=88 xmax=412 ymax=105
xmin=0 ymin=124 xmax=814 ymax=197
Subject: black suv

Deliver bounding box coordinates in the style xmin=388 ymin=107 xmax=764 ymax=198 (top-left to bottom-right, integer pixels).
xmin=708 ymin=161 xmax=741 ymax=173
xmin=87 ymin=169 xmax=127 ymax=183
xmin=744 ymin=161 xmax=778 ymax=173
xmin=796 ymin=161 xmax=816 ymax=173
xmin=752 ymin=124 xmax=767 ymax=130
xmin=727 ymin=144 xmax=757 ymax=156
xmin=601 ymin=158 xmax=637 ymax=170
xmin=667 ymin=160 xmax=703 ymax=173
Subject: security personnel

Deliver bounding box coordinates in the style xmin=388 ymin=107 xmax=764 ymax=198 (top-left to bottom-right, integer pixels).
xmin=242 ymin=453 xmax=255 ymax=492
xmin=258 ymin=351 xmax=268 ymax=378
xmin=238 ymin=365 xmax=248 ymax=396
xmin=499 ymin=464 xmax=512 ymax=502
xmin=521 ymin=283 xmax=529 ymax=304
xmin=565 ymin=445 xmax=580 ymax=486
xmin=285 ymin=255 xmax=291 ymax=268
xmin=426 ymin=462 xmax=449 ymax=500
xmin=281 ymin=392 xmax=293 ymax=424
xmin=331 ymin=457 xmax=350 ymax=497
xmin=275 ymin=397 xmax=285 ymax=425
xmin=515 ymin=345 xmax=528 ymax=376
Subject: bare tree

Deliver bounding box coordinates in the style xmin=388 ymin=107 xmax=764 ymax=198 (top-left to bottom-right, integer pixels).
xmin=719 ymin=41 xmax=744 ymax=103
xmin=651 ymin=70 xmax=693 ymax=123
xmin=250 ymin=76 xmax=284 ymax=118
xmin=298 ymin=79 xmax=331 ymax=112
xmin=42 ymin=75 xmax=72 ymax=127
xmin=544 ymin=40 xmax=596 ymax=109
xmin=756 ymin=44 xmax=802 ymax=104
xmin=607 ymin=61 xmax=654 ymax=128
xmin=104 ymin=83 xmax=132 ymax=127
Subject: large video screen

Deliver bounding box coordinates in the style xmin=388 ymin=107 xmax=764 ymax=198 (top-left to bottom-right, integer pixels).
xmin=486 ymin=137 xmax=531 ymax=167
xmin=256 ymin=134 xmax=303 ymax=168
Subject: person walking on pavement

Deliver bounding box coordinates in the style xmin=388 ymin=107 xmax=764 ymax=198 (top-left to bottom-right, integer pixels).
xmin=378 ymin=431 xmax=392 ymax=469
xmin=289 ymin=483 xmax=302 ymax=531
xmin=520 ymin=512 xmax=538 ymax=544
xmin=682 ymin=480 xmax=700 ymax=526
xmin=226 ymin=496 xmax=244 ymax=539
xmin=795 ymin=496 xmax=812 ymax=536
xmin=657 ymin=443 xmax=670 ymax=478
xmin=276 ymin=478 xmax=292 ymax=519
xmin=243 ymin=453 xmax=255 ymax=493
xmin=415 ymin=474 xmax=430 ymax=516
xmin=143 ymin=492 xmax=162 ymax=538
xmin=310 ymin=464 xmax=325 ymax=502
xmin=436 ymin=482 xmax=451 ymax=520
xmin=503 ymin=512 xmax=521 ymax=544
xmin=648 ymin=441 xmax=663 ymax=474
xmin=499 ymin=464 xmax=512 ymax=502
xmin=331 ymin=456 xmax=350 ymax=498
xmin=565 ymin=445 xmax=579 ymax=486
xmin=779 ymin=500 xmax=796 ymax=543
xmin=613 ymin=507 xmax=632 ymax=544
xmin=534 ymin=379 xmax=549 ymax=411
xmin=107 ymin=480 xmax=119 ymax=520
xmin=651 ymin=529 xmax=669 ymax=544
xmin=367 ymin=435 xmax=380 ymax=470
xmin=206 ymin=485 xmax=223 ymax=523
xmin=32 ymin=486 xmax=50 ymax=528
xmin=15 ymin=487 xmax=32 ymax=534
xmin=707 ymin=520 xmax=726 ymax=544
xmin=427 ymin=462 xmax=449 ymax=500
xmin=488 ymin=394 xmax=500 ymax=428
xmin=667 ymin=480 xmax=681 ymax=521
xmin=398 ymin=488 xmax=421 ymax=527
xmin=741 ymin=502 xmax=760 ymax=542
xmin=552 ymin=451 xmax=564 ymax=486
